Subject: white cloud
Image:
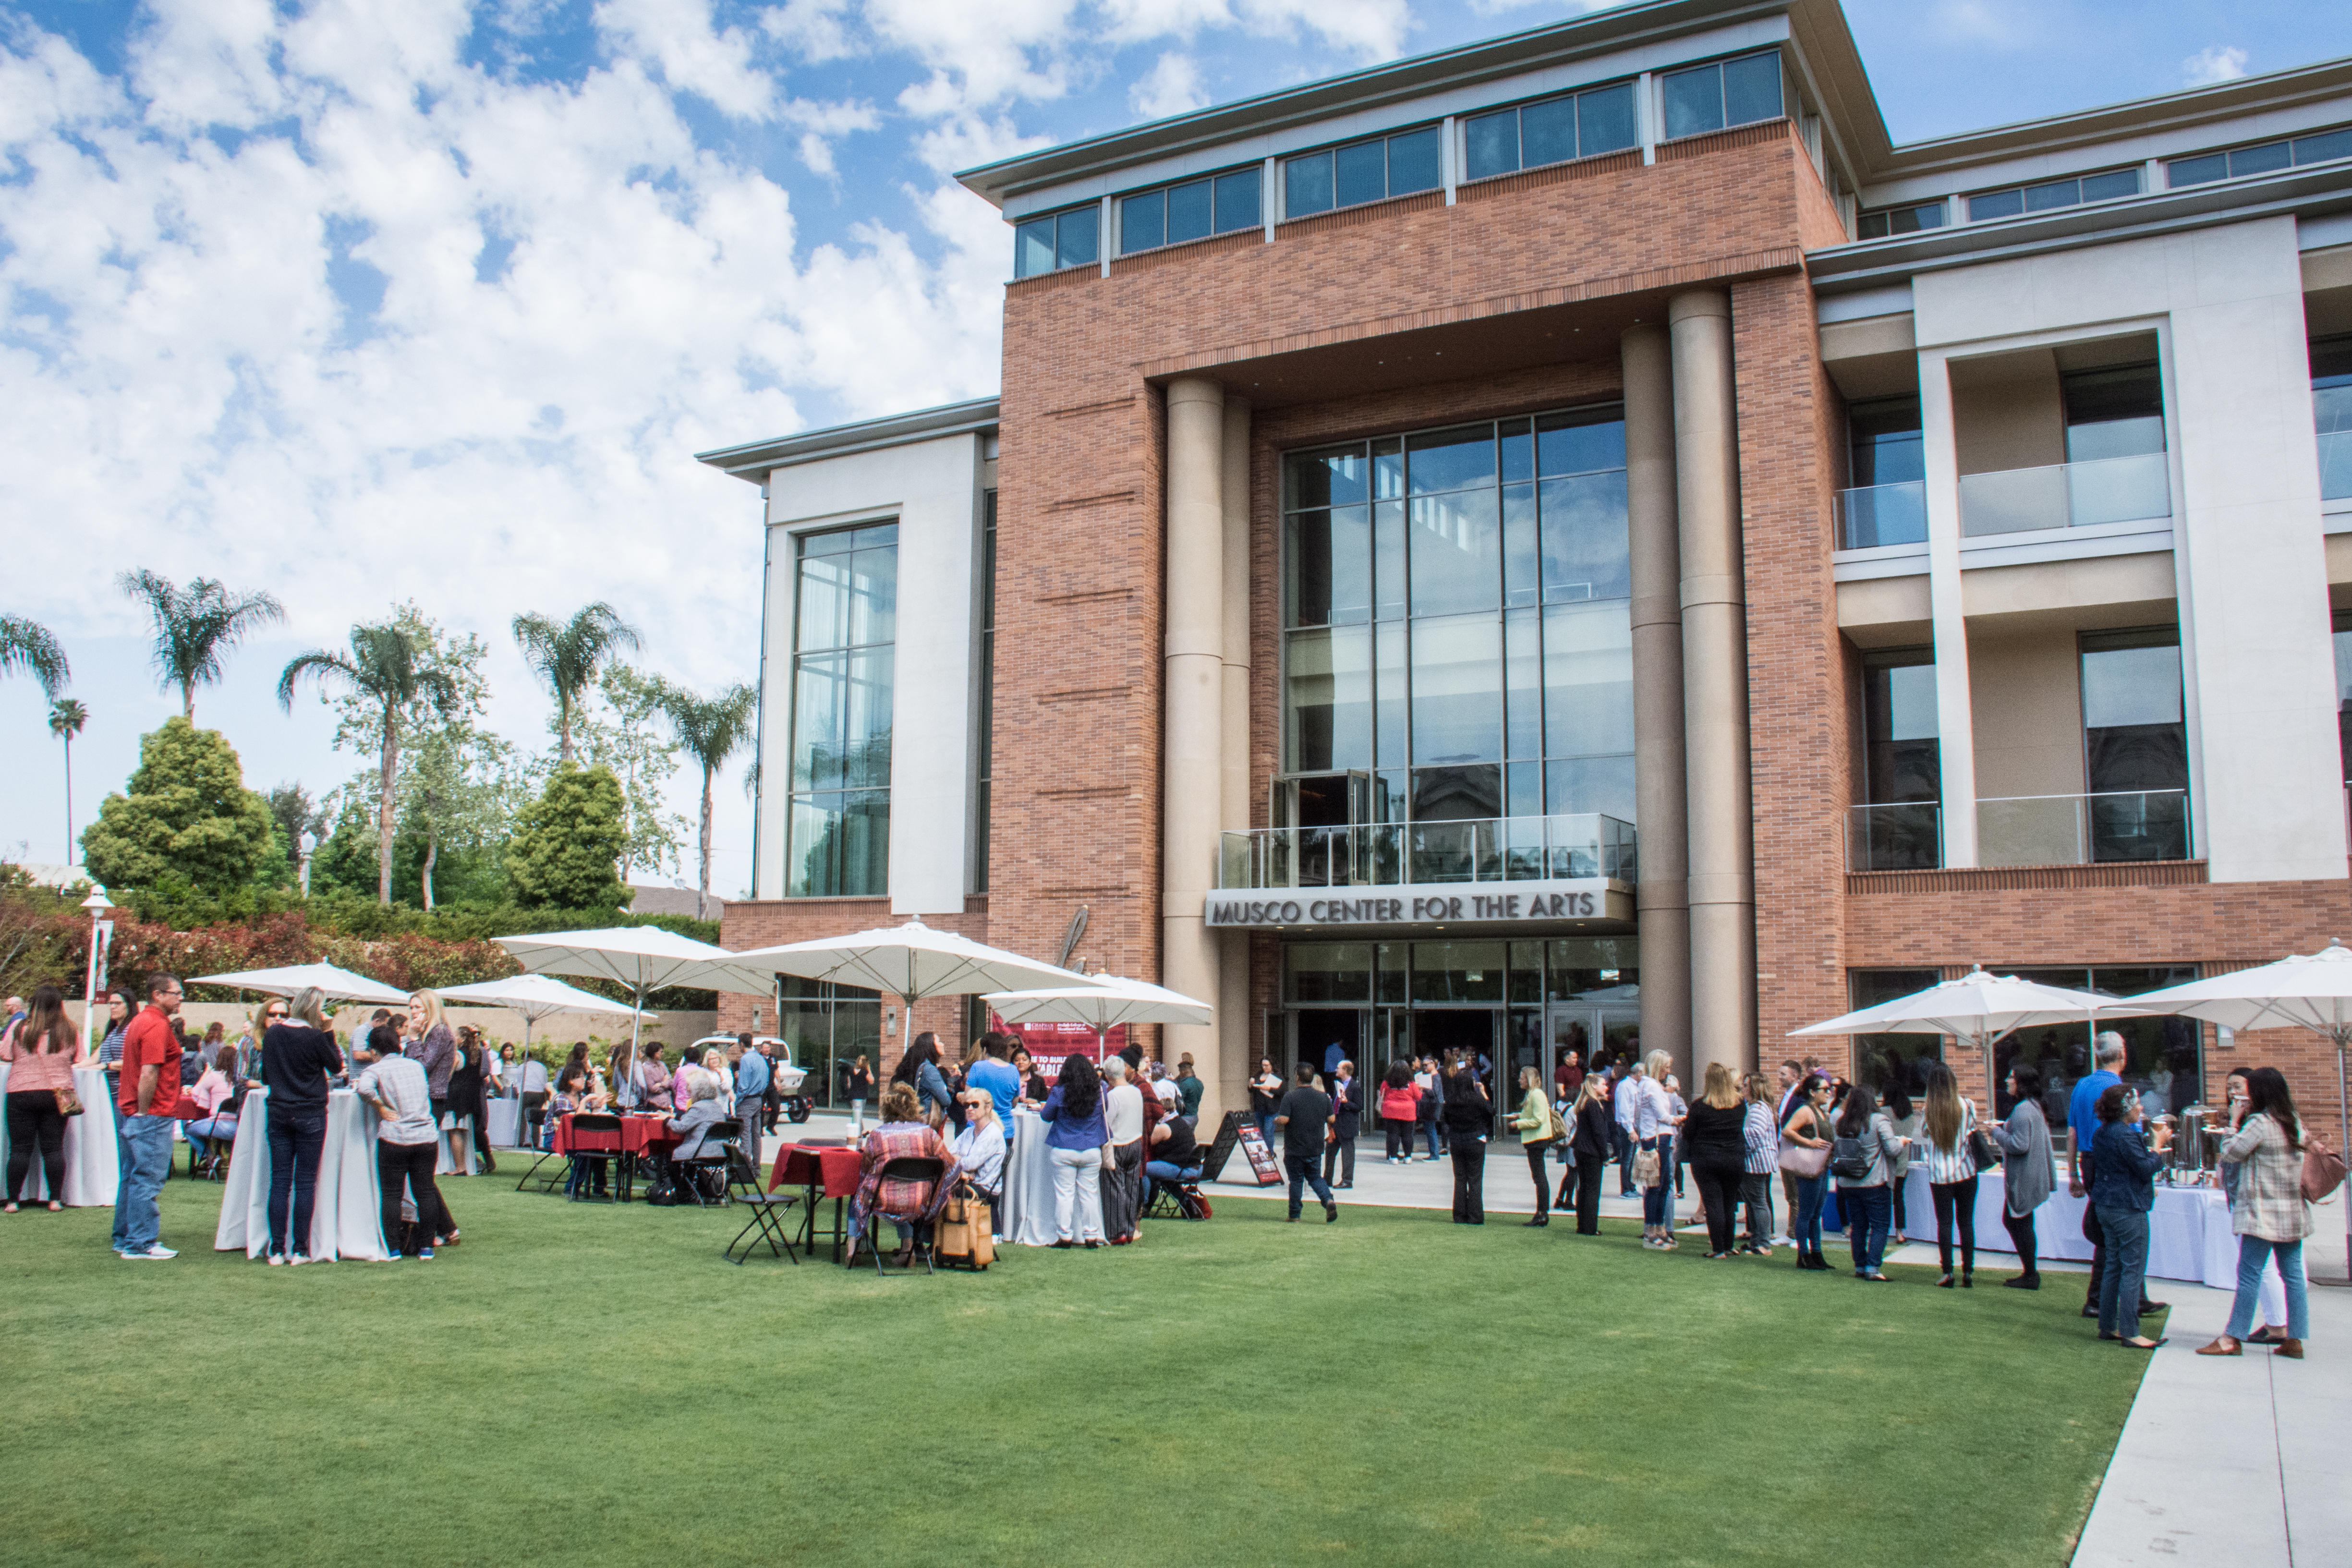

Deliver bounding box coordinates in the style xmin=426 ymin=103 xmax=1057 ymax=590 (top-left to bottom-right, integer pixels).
xmin=1130 ymin=51 xmax=1206 ymax=118
xmin=594 ymin=0 xmax=777 ymax=120
xmin=2182 ymin=45 xmax=2249 ymax=87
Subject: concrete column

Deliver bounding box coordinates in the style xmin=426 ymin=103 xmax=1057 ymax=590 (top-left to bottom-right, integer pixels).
xmin=1163 ymin=378 xmax=1226 ymax=1108
xmin=1621 ymin=325 xmax=1692 ymax=1082
xmin=1213 ymin=395 xmax=1254 ymax=1126
xmin=1667 ymin=291 xmax=1757 ymax=1079
xmin=1916 ymin=350 xmax=1979 ymax=866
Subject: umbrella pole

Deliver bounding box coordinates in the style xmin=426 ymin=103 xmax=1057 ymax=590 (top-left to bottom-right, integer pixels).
xmin=2337 ymin=1030 xmax=2348 ymax=1282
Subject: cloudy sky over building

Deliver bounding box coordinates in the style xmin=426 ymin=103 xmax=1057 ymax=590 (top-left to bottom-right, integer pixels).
xmin=2 ymin=0 xmax=2343 ymax=891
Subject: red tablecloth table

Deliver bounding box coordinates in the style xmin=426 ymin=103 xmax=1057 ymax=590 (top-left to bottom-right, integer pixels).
xmin=551 ymin=1113 xmax=681 ymax=1200
xmin=772 ymin=1143 xmax=862 ymax=1262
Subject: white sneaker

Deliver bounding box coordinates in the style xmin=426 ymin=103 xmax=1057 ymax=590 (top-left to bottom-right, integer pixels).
xmin=123 ymin=1244 xmax=177 ymax=1260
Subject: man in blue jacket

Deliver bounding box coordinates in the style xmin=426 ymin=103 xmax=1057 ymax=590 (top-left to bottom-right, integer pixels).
xmin=730 ymin=1035 xmax=771 ymax=1175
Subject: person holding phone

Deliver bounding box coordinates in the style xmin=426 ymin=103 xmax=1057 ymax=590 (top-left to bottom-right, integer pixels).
xmin=2089 ymin=1084 xmax=2171 ymax=1349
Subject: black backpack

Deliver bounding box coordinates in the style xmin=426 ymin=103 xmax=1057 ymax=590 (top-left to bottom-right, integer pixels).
xmin=1830 ymin=1131 xmax=1871 ymax=1182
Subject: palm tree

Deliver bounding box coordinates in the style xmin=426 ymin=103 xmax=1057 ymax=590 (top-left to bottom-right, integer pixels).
xmin=512 ymin=603 xmax=640 ymax=764
xmin=117 ymin=570 xmax=284 ymax=721
xmin=0 ymin=614 xmax=69 ymax=696
xmin=658 ymin=681 xmax=758 ymax=919
xmin=277 ymin=623 xmax=459 ymax=905
xmin=48 ymin=698 xmax=87 ymax=864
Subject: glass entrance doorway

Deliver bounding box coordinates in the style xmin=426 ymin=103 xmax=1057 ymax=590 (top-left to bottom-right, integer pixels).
xmin=1547 ymin=1003 xmax=1642 ymax=1081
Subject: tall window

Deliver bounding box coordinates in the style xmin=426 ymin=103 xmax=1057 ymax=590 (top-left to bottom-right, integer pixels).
xmin=2079 ymin=627 xmax=2188 ymax=861
xmin=1280 ymin=406 xmax=1633 ymax=830
xmin=787 ymin=523 xmax=896 ymax=896
xmin=2334 ymin=609 xmax=2352 ymax=784
xmin=776 ymin=976 xmax=881 ymax=1108
xmin=975 ymin=490 xmax=995 ymax=892
xmin=2315 ymin=334 xmax=2352 ymax=502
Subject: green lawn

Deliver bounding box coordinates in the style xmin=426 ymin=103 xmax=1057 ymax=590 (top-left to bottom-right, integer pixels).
xmin=1 ymin=1174 xmax=2146 ymax=1567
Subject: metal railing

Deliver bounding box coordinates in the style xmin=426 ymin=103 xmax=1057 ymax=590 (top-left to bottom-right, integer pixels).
xmin=1958 ymin=451 xmax=2171 ymax=536
xmin=1835 ymin=481 xmax=1928 ymax=550
xmin=1846 ymin=802 xmax=1942 ymax=871
xmin=1977 ymin=789 xmax=2191 ymax=866
xmin=2322 ymin=428 xmax=2352 ymax=502
xmin=1218 ymin=814 xmax=1636 ymax=890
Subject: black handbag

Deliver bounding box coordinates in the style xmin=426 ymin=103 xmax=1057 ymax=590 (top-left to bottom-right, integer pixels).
xmin=1968 ymin=1127 xmax=2001 ymax=1173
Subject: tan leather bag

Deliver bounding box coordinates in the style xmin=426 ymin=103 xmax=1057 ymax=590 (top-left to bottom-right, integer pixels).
xmin=937 ymin=1191 xmax=994 ymax=1270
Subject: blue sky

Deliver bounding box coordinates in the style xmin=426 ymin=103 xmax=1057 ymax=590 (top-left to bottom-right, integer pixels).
xmin=1 ymin=0 xmax=2346 ymax=892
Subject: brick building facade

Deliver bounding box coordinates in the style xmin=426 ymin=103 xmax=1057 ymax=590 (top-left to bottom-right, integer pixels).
xmin=698 ymin=0 xmax=2352 ymax=1147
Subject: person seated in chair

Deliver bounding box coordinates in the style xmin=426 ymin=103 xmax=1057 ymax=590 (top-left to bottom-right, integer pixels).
xmin=663 ymin=1059 xmax=733 ymax=1201
xmin=848 ymin=1083 xmax=960 ymax=1267
xmin=185 ymin=1045 xmax=242 ymax=1174
xmin=1144 ymin=1086 xmax=1205 ymax=1199
xmin=949 ymin=1087 xmax=1006 ymax=1239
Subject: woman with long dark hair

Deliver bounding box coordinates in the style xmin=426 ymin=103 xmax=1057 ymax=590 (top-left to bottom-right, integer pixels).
xmin=2199 ymin=1068 xmax=2313 ymax=1360
xmin=2 ymin=986 xmax=86 ymax=1212
xmin=1780 ymin=1074 xmax=1837 ymax=1271
xmin=1988 ymin=1061 xmax=2052 ymax=1288
xmin=1039 ymin=1054 xmax=1107 ymax=1247
xmin=893 ymin=1033 xmax=955 ymax=1125
xmin=448 ymin=1025 xmax=494 ymax=1175
xmin=1833 ymin=1081 xmax=1907 ymax=1281
xmin=1440 ymin=1053 xmax=1493 ymax=1225
xmin=1917 ymin=1061 xmax=1979 ymax=1288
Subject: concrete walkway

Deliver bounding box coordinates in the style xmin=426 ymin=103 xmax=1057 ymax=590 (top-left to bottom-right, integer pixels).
xmin=2071 ymin=1277 xmax=2351 ymax=1567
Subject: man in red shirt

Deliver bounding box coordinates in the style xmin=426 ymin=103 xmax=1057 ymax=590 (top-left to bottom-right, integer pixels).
xmin=110 ymin=972 xmax=189 ymax=1259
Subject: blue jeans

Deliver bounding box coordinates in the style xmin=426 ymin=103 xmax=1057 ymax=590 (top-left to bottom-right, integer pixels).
xmin=1424 ymin=1114 xmax=1443 ymax=1159
xmin=2096 ymin=1204 xmax=2151 ymax=1336
xmin=1793 ymin=1174 xmax=1827 ymax=1253
xmin=2226 ymin=1236 xmax=2309 ymax=1340
xmin=1285 ymin=1153 xmax=1334 ymax=1216
xmin=1258 ymin=1115 xmax=1279 ymax=1148
xmin=266 ymin=1109 xmax=327 ymax=1259
xmin=1640 ymin=1136 xmax=1673 ymax=1226
xmin=1143 ymin=1160 xmax=1202 ymax=1185
xmin=110 ymin=1115 xmax=175 ymax=1252
xmin=1845 ymin=1182 xmax=1892 ymax=1274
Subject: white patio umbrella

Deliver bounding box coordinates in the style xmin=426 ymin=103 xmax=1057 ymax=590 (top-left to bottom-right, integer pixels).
xmin=493 ymin=927 xmax=782 ymax=1051
xmin=2126 ymin=939 xmax=2352 ymax=1274
xmin=730 ymin=917 xmax=1106 ymax=1039
xmin=1791 ymin=966 xmax=2146 ymax=1107
xmin=436 ymin=973 xmax=649 ymax=1054
xmin=190 ymin=961 xmax=409 ymax=1006
xmin=983 ymin=975 xmax=1213 ymax=1060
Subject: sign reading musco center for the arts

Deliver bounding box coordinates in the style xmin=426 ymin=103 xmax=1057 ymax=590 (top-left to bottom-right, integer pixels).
xmin=1203 ymin=879 xmax=1613 ymax=930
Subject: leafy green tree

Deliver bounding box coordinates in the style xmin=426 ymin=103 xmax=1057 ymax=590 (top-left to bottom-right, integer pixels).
xmin=658 ymin=680 xmax=757 ymax=919
xmin=278 ymin=620 xmax=461 ymax=905
xmin=80 ymin=718 xmax=276 ymax=893
xmin=512 ymin=602 xmax=640 ymax=764
xmin=561 ymin=661 xmax=685 ymax=883
xmin=505 ymin=764 xmax=630 ymax=910
xmin=48 ymin=697 xmax=87 ymax=865
xmin=116 ymin=571 xmax=283 ymax=721
xmin=1 ymin=615 xmax=69 ymax=696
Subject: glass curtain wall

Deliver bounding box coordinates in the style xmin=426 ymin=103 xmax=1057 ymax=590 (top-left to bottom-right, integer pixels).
xmin=786 ymin=522 xmax=896 ymax=896
xmin=1992 ymin=966 xmax=2202 ymax=1124
xmin=776 ymin=976 xmax=884 ymax=1108
xmin=1281 ymin=407 xmax=1635 ymax=851
xmin=1855 ymin=649 xmax=1940 ymax=869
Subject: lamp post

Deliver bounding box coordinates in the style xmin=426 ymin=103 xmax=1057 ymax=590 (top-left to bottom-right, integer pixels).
xmin=299 ymin=831 xmax=317 ymax=899
xmin=79 ymin=885 xmax=114 ymax=1057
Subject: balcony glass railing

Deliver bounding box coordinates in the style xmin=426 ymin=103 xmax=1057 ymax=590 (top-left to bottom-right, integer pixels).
xmin=2322 ymin=428 xmax=2352 ymax=502
xmin=1846 ymin=802 xmax=1942 ymax=871
xmin=1958 ymin=451 xmax=2171 ymax=536
xmin=1218 ymin=814 xmax=1636 ymax=890
xmin=1836 ymin=481 xmax=1928 ymax=549
xmin=1977 ymin=789 xmax=2191 ymax=866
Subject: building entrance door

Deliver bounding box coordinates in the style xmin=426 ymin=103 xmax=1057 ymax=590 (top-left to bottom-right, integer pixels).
xmin=1548 ymin=1005 xmax=1643 ymax=1083
xmin=1293 ymin=1008 xmax=1365 ymax=1087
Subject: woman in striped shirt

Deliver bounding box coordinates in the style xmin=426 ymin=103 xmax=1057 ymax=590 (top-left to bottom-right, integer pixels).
xmin=1917 ymin=1062 xmax=1981 ymax=1289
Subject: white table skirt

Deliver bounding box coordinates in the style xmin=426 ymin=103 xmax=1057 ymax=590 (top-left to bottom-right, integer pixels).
xmin=1886 ymin=1167 xmax=2241 ymax=1288
xmin=999 ymin=1108 xmax=1062 ymax=1248
xmin=485 ymin=1099 xmax=520 ymax=1149
xmin=0 ymin=1064 xmax=119 ymax=1206
xmin=213 ymin=1087 xmax=389 ymax=1261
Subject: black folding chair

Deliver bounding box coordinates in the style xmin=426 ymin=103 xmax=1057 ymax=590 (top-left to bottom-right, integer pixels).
xmin=1143 ymin=1165 xmax=1204 ymax=1219
xmin=725 ymin=1187 xmax=803 ymax=1265
xmin=515 ymin=1114 xmax=570 ymax=1193
xmin=564 ymin=1114 xmax=625 ymax=1203
xmin=673 ymin=1118 xmax=740 ymax=1208
xmin=864 ymin=1156 xmax=946 ymax=1277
